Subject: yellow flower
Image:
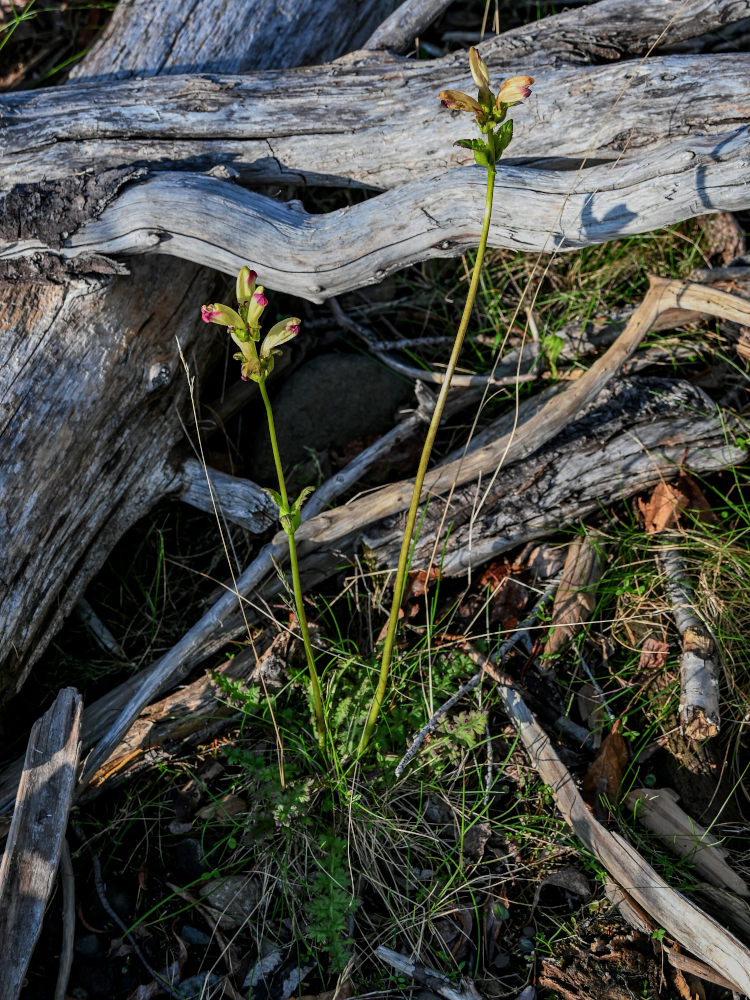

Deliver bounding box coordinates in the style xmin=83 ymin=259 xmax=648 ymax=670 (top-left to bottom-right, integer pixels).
xmin=495 ymin=75 xmax=534 ymax=108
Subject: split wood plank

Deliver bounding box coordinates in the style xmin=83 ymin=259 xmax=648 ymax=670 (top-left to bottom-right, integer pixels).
xmin=0 ymin=688 xmax=82 ymax=1000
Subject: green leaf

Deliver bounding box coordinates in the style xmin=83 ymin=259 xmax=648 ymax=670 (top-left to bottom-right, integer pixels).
xmin=265 ymin=488 xmax=284 ymax=510
xmin=494 ymin=119 xmax=514 ymax=158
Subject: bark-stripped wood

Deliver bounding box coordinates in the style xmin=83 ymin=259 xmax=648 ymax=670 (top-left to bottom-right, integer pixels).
xmin=364 ymin=0 xmax=454 ymax=51
xmin=69 ymin=0 xmax=403 ymax=81
xmin=476 ymin=654 xmax=750 ymax=995
xmin=659 ymin=544 xmax=722 ymax=740
xmin=3 ymin=53 xmax=747 ymax=193
xmin=625 ymin=787 xmax=748 ymax=896
xmin=4 ymin=127 xmax=742 ymax=299
xmin=293 ymin=279 xmax=750 ymax=548
xmin=0 ymin=0 xmax=402 ymax=701
xmin=180 ymin=458 xmax=277 ymax=532
xmin=0 ymin=689 xmax=82 ymax=1000
xmin=363 ymin=378 xmax=745 ymax=576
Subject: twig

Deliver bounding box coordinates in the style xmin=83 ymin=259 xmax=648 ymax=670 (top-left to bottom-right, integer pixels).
xmin=394 ymin=581 xmax=556 ymax=777
xmin=54 ymin=839 xmax=75 ymax=1000
xmin=92 ymin=854 xmax=184 ymax=1000
xmin=75 ymin=597 xmax=127 ymax=661
xmin=375 ymin=945 xmax=483 ymax=1000
xmin=657 ymin=541 xmax=721 ymax=739
xmin=329 ymin=298 xmax=536 ymax=389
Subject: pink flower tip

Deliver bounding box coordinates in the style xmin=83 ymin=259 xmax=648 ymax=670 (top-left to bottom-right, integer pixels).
xmin=253 ymin=292 xmax=268 ymax=307
xmin=201 ymin=305 xmax=220 ymax=323
xmin=287 ymin=323 xmax=300 ymax=336
xmin=246 ymin=269 xmax=257 ymax=283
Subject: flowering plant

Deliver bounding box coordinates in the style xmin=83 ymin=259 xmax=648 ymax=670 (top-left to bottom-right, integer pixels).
xmin=201 ymin=270 xmax=325 ymax=748
xmin=202 ymin=267 xmax=301 ymax=382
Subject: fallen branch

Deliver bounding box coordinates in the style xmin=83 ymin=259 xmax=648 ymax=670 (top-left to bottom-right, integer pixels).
xmin=0 ymin=689 xmax=82 ymax=1000
xmin=8 ymin=133 xmax=748 ymax=297
xmin=658 ymin=543 xmax=721 ymax=740
xmin=179 ymin=457 xmax=277 ymax=533
xmin=625 ymin=786 xmax=748 ymax=896
xmin=295 ymin=278 xmax=750 ymax=546
xmin=375 ymin=945 xmax=483 ymax=1000
xmin=364 ymin=0 xmax=454 ymax=51
xmin=474 ymin=653 xmax=750 ymax=994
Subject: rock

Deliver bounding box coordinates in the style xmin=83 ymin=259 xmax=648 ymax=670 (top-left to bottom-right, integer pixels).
xmin=198 ymin=874 xmax=261 ymax=929
xmin=247 ymin=353 xmax=410 ymax=484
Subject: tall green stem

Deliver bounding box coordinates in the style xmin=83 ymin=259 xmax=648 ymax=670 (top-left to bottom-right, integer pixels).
xmin=259 ymin=378 xmax=326 ymax=748
xmin=357 ymin=163 xmax=497 ymax=757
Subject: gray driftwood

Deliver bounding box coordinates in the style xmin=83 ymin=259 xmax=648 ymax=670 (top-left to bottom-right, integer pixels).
xmin=0 ymin=0 xmax=403 ymax=701
xmin=2 ymin=57 xmax=750 ymax=291
xmin=0 ymin=688 xmax=82 ymax=1000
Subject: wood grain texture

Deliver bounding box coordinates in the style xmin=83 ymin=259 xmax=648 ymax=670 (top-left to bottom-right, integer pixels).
xmin=0 ymin=689 xmax=82 ymax=1000
xmin=2 ymin=52 xmax=748 ymax=194
xmin=0 ymin=0 xmax=398 ymax=699
xmin=23 ymin=128 xmax=743 ymax=300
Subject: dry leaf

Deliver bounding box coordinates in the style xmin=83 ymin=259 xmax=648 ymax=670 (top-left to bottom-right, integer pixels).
xmin=638 ymin=637 xmax=669 ymax=672
xmin=581 ymin=731 xmax=628 ymax=811
xmin=639 ymin=474 xmax=715 ymax=534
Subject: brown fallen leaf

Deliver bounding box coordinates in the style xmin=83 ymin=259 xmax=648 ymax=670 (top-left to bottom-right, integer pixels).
xmin=581 ymin=730 xmax=628 ymax=813
xmin=638 ymin=474 xmax=715 ymax=534
xmin=638 ymin=637 xmax=669 ymax=672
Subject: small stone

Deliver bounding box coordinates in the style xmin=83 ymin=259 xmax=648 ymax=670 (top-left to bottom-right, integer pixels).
xmin=179 ymin=923 xmax=211 ymax=946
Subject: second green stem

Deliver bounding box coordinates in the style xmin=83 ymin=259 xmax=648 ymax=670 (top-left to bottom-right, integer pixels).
xmin=357 ymin=162 xmax=497 ymax=757
xmin=259 ymin=378 xmax=326 ymax=748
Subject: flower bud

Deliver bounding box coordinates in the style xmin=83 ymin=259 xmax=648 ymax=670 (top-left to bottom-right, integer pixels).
xmin=246 ymin=287 xmax=268 ymax=327
xmin=201 ymin=302 xmax=244 ymax=329
xmin=439 ymin=89 xmax=484 ymax=115
xmin=260 ymin=318 xmax=302 ymax=361
xmin=469 ymin=47 xmax=490 ymax=91
xmin=236 ymin=265 xmax=258 ymax=305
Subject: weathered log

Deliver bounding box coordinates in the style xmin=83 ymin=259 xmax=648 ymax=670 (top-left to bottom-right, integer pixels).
xmin=20 ymin=127 xmax=743 ymax=300
xmin=0 ymin=0 xmax=403 ymax=701
xmin=3 ymin=52 xmax=748 ymax=194
xmin=69 ymin=0 xmax=403 ymax=81
xmin=3 ymin=54 xmax=750 ymax=288
xmin=362 ymin=377 xmax=746 ymax=576
xmin=0 ymin=689 xmax=82 ymax=1000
